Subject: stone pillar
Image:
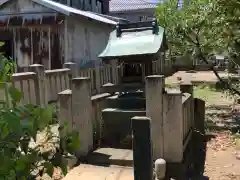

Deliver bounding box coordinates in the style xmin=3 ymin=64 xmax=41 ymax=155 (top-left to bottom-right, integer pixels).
xmin=71 ymin=77 xmax=93 ymax=157
xmin=63 ymin=62 xmax=78 ymax=89
xmin=163 ymin=91 xmax=183 ymax=162
xmin=145 ymin=75 xmax=164 ymax=160
xmin=110 ymin=59 xmax=118 ymax=85
xmin=30 ymin=64 xmax=47 ymax=106
xmin=58 ymin=89 xmax=73 ymax=131
xmin=63 ymin=62 xmax=78 ymax=78
xmin=95 ymin=66 xmax=101 ymax=93
xmin=131 ymin=116 xmax=153 ymax=180
xmin=180 ymin=81 xmax=194 ymax=140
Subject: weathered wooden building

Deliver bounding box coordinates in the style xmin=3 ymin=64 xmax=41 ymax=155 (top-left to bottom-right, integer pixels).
xmin=0 ymin=0 xmax=126 ymax=69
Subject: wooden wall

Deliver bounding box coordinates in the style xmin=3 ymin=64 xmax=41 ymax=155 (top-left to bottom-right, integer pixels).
xmin=65 ymin=16 xmax=113 ymax=68
xmin=0 ymin=0 xmax=114 ymax=69
xmin=0 ymin=0 xmax=55 ymax=14
xmin=0 ymin=26 xmax=64 ymax=69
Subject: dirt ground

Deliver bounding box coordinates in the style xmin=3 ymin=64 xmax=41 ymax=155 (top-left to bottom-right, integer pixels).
xmin=204 ymin=132 xmax=240 ymax=180
xmin=165 ymin=70 xmax=236 ymax=85
xmin=190 ymin=71 xmax=240 ymax=180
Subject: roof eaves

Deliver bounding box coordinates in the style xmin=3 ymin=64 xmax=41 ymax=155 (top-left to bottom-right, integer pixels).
xmin=33 ymin=0 xmax=117 ymax=25
xmin=0 ymin=0 xmax=118 ymax=25
xmin=0 ymin=0 xmax=10 ymax=6
xmin=91 ymin=12 xmax=130 ymax=23
xmin=31 ymin=0 xmax=70 ymax=16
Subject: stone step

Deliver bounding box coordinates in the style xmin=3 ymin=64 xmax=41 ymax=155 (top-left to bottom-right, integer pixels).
xmin=119 ymin=83 xmax=144 ymax=92
xmin=119 ymin=91 xmax=145 ymax=98
xmin=62 ymin=163 xmax=133 ymax=180
xmin=102 ymin=108 xmax=146 ymax=145
xmin=86 ymin=148 xmax=133 ymax=167
xmin=106 ymin=95 xmax=145 ymax=109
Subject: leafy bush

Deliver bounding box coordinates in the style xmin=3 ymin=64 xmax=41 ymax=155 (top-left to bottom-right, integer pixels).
xmin=0 ymin=85 xmax=80 ymax=180
xmin=0 ymin=45 xmax=80 ymax=179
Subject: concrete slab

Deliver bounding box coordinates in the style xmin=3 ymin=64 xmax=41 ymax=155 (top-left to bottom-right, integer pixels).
xmin=62 ymin=164 xmax=134 ymax=180
xmin=86 ymin=148 xmax=133 ymax=166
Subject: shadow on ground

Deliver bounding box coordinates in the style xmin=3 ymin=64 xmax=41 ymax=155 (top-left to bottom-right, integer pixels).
xmin=205 ymin=104 xmax=240 ymax=133
xmin=187 ymin=130 xmax=214 ymax=180
xmin=188 ymin=103 xmax=240 ymax=180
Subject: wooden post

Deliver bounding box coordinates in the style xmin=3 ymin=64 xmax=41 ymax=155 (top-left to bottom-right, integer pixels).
xmin=131 ymin=116 xmax=153 ymax=180
xmin=30 ymin=64 xmax=47 ymax=106
xmin=58 ymin=89 xmax=73 ymax=131
xmin=71 ymin=77 xmax=93 ymax=157
xmin=145 ymin=75 xmax=164 ymax=160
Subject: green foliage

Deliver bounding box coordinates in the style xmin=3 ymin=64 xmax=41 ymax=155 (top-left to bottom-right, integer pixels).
xmin=0 ymin=43 xmax=16 ymax=82
xmin=0 ymin=42 xmax=80 ymax=179
xmin=155 ymin=0 xmax=238 ymax=58
xmin=161 ymin=0 xmax=240 ymax=58
xmin=156 ymin=0 xmax=240 ymax=95
xmin=0 ymin=85 xmax=80 ymax=179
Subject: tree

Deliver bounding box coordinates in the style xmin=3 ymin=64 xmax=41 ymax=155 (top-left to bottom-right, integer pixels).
xmin=156 ymin=0 xmax=240 ymax=95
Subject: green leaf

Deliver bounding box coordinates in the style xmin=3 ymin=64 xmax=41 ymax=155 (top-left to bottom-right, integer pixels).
xmin=15 ymin=159 xmax=26 ymax=172
xmin=43 ymin=162 xmax=54 ymax=177
xmin=38 ymin=105 xmax=53 ymax=130
xmin=67 ymin=131 xmax=80 ymax=152
xmin=0 ymin=42 xmax=4 ymax=47
xmin=59 ymin=163 xmax=68 ymax=176
xmin=8 ymin=86 xmax=22 ymax=103
xmin=1 ymin=123 xmax=9 ymax=138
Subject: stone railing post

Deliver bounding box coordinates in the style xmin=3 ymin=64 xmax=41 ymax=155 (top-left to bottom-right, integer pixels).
xmin=145 ymin=75 xmax=164 ymax=160
xmin=180 ymin=81 xmax=194 ymax=135
xmin=110 ymin=60 xmax=118 ymax=85
xmin=58 ymin=90 xmax=73 ymax=131
xmin=30 ymin=64 xmax=47 ymax=106
xmin=95 ymin=66 xmax=101 ymax=93
xmin=164 ymin=91 xmax=183 ymax=162
xmin=63 ymin=62 xmax=77 ymax=86
xmin=131 ymin=116 xmax=153 ymax=180
xmin=71 ymin=77 xmax=93 ymax=157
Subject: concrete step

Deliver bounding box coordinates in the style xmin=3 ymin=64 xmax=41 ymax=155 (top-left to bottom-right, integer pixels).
xmin=62 ymin=163 xmax=133 ymax=180
xmin=102 ymin=108 xmax=145 ymax=146
xmin=86 ymin=148 xmax=133 ymax=167
xmin=106 ymin=95 xmax=145 ymax=109
xmin=119 ymin=91 xmax=144 ymax=98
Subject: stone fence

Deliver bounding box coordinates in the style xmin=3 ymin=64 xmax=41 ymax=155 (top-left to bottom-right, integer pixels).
xmin=0 ymin=57 xmax=173 ymax=107
xmin=0 ymin=62 xmax=120 ymax=106
xmin=58 ymin=74 xmax=204 ymax=164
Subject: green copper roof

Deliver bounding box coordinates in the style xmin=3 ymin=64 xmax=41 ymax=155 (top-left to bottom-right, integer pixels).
xmin=99 ymin=25 xmax=166 ymax=58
